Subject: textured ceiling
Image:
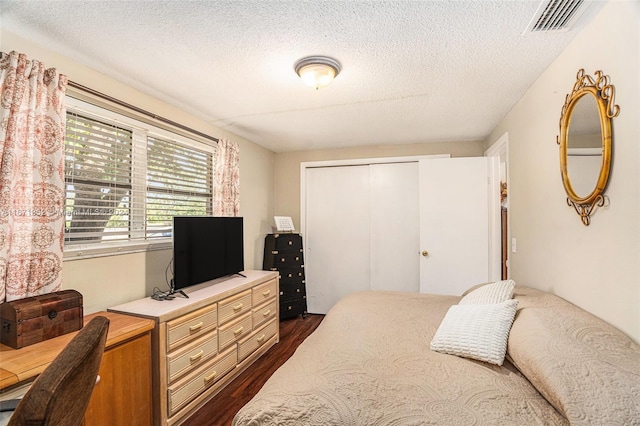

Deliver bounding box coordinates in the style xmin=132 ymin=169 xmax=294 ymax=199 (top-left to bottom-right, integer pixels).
xmin=1 ymin=0 xmax=605 ymax=152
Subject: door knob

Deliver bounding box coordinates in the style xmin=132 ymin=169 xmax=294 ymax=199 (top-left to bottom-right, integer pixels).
xmin=422 ymin=250 xmax=429 ymax=257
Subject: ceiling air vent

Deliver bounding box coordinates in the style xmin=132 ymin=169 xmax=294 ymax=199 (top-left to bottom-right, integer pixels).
xmin=526 ymin=0 xmax=585 ymax=32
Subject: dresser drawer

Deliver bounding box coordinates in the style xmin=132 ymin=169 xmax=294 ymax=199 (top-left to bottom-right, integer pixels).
xmin=252 ymin=279 xmax=277 ymax=307
xmin=166 ymin=304 xmax=217 ymax=351
xmin=280 ymin=281 xmax=306 ymax=299
xmin=269 ymin=234 xmax=302 ymax=252
xmin=280 ymin=297 xmax=307 ymax=319
xmin=218 ymin=290 xmax=252 ymax=325
xmin=238 ymin=319 xmax=278 ymax=362
xmin=278 ymin=267 xmax=305 ymax=285
xmin=167 ymin=329 xmax=218 ymax=384
xmin=167 ymin=346 xmax=237 ymax=416
xmin=252 ymin=299 xmax=277 ymax=328
xmin=218 ymin=312 xmax=252 ymax=351
xmin=272 ymin=252 xmax=304 ymax=266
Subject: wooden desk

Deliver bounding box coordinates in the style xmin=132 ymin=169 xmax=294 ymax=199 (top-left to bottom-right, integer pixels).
xmin=0 ymin=311 xmax=155 ymax=425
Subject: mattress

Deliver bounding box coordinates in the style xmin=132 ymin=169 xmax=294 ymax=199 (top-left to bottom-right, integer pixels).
xmin=233 ymin=290 xmax=567 ymax=425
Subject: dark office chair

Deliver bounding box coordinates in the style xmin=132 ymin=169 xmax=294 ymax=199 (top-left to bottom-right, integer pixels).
xmin=1 ymin=316 xmax=110 ymax=426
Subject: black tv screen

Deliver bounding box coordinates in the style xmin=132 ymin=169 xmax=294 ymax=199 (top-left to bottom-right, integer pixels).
xmin=172 ymin=216 xmax=244 ymax=291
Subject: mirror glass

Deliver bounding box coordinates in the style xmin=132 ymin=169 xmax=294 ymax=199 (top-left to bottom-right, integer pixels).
xmin=566 ymin=94 xmax=602 ymax=198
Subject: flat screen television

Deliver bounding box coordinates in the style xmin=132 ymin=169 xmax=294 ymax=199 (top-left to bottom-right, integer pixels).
xmin=172 ymin=216 xmax=244 ymax=293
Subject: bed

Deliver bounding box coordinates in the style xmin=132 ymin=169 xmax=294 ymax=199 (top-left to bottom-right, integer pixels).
xmin=232 ymin=284 xmax=640 ymax=425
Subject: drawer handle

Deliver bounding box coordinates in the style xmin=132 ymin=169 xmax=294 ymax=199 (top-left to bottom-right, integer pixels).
xmin=204 ymin=371 xmax=217 ymax=384
xmin=257 ymin=334 xmax=266 ymax=343
xmin=189 ymin=322 xmax=203 ymax=332
xmin=234 ymin=326 xmax=244 ymax=335
xmin=262 ymin=289 xmax=271 ymax=297
xmin=233 ymin=303 xmax=243 ymax=312
xmin=263 ymin=309 xmax=271 ymax=317
xmin=281 ymin=258 xmax=285 ymax=262
xmin=190 ymin=351 xmax=204 ymax=363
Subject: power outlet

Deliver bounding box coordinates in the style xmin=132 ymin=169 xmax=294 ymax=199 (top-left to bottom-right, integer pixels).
xmin=511 ymin=238 xmax=517 ymax=253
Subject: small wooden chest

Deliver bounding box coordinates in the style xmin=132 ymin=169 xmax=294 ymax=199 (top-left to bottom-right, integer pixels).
xmin=0 ymin=290 xmax=83 ymax=349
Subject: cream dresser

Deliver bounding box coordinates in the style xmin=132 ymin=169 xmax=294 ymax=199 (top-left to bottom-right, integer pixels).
xmin=109 ymin=270 xmax=279 ymax=426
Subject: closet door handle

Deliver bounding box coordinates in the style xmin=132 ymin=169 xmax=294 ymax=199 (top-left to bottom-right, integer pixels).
xmin=422 ymin=250 xmax=429 ymax=257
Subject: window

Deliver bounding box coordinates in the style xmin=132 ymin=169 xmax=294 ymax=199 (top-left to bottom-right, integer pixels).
xmin=65 ymin=112 xmax=134 ymax=243
xmin=64 ymin=97 xmax=215 ymax=257
xmin=146 ymin=135 xmax=213 ymax=238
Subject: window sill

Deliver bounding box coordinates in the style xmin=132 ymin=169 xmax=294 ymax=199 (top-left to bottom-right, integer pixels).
xmin=63 ymin=239 xmax=172 ymax=261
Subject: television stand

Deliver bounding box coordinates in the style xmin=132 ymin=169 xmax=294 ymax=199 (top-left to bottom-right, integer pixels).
xmin=168 ymin=279 xmax=189 ymax=298
xmin=108 ymin=271 xmax=279 ymax=425
xmin=170 ymin=288 xmax=189 ymax=298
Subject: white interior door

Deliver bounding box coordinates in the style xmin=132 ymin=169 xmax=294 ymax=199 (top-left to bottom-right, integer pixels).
xmin=305 ymin=165 xmax=371 ymax=314
xmin=369 ymin=163 xmax=419 ymax=292
xmin=418 ymin=157 xmax=495 ymax=295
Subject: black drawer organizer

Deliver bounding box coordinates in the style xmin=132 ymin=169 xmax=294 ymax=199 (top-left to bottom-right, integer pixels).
xmin=263 ymin=233 xmax=308 ymax=319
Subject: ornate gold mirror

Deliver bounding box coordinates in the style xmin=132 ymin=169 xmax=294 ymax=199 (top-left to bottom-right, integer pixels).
xmin=558 ymin=69 xmax=619 ymax=225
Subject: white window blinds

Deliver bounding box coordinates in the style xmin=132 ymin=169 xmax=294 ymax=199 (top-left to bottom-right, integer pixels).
xmin=146 ymin=136 xmax=213 ymax=239
xmin=63 ymin=98 xmax=215 ymax=253
xmin=65 ymin=112 xmax=134 ymax=244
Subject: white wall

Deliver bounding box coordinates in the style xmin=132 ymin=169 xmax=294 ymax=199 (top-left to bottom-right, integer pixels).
xmin=1 ymin=30 xmax=276 ymax=314
xmin=486 ymin=1 xmax=640 ymax=342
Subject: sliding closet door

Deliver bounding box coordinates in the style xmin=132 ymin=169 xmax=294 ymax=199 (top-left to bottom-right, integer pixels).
xmin=369 ymin=163 xmax=419 ymax=292
xmin=305 ymin=162 xmax=420 ymax=314
xmin=305 ymin=165 xmax=371 ymax=314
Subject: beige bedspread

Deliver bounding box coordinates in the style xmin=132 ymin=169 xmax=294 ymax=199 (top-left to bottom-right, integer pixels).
xmin=233 ymin=291 xmax=567 ymax=425
xmin=507 ymin=286 xmax=640 ymax=425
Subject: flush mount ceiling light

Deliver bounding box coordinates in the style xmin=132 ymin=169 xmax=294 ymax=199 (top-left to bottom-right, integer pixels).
xmin=294 ymin=56 xmax=341 ymax=90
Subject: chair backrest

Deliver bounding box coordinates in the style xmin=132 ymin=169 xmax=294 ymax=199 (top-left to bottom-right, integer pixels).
xmin=8 ymin=316 xmax=110 ymax=426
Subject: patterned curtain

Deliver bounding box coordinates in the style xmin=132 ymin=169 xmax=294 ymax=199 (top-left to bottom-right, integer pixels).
xmin=213 ymin=138 xmax=240 ymax=217
xmin=0 ymin=51 xmax=68 ymax=302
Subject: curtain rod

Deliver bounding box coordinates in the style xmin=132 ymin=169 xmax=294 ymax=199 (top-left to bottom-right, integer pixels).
xmin=68 ymin=81 xmax=219 ymax=144
xmin=1 ymin=50 xmax=218 ymax=144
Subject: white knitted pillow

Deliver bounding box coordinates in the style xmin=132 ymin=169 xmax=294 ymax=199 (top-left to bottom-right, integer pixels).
xmin=430 ymin=299 xmax=519 ymax=365
xmin=459 ymin=279 xmax=515 ymax=305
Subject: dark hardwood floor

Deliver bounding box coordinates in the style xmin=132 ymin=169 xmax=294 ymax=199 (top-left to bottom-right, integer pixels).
xmin=186 ymin=314 xmax=324 ymax=426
